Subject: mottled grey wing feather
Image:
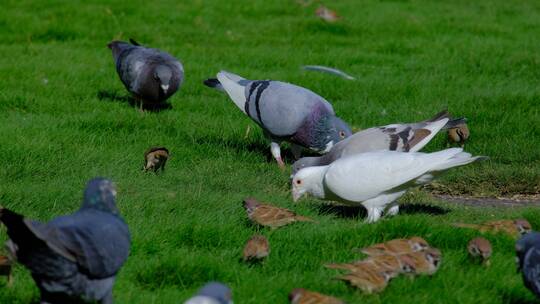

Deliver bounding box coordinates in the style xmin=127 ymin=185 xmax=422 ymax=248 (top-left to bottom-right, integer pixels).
xmin=243 ymin=81 xmax=334 ymax=136
xmin=25 ymin=209 xmax=130 ymax=279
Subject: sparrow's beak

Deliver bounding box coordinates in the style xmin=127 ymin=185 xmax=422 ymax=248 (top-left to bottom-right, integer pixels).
xmin=160 ymin=84 xmax=169 ymax=94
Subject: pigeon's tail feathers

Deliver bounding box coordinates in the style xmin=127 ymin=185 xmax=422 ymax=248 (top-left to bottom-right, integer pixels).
xmin=425 ymin=110 xmax=450 ymax=122
xmin=430 ymin=148 xmax=488 ymax=172
xmin=452 ymin=223 xmax=483 ymax=230
xmin=408 ymin=118 xmax=449 ymax=152
xmin=443 ymin=117 xmax=467 ymax=129
xmin=203 ymin=78 xmax=225 ymax=92
xmin=217 ymin=71 xmax=248 ymax=113
xmin=0 ymin=208 xmax=42 ymax=250
xmin=129 ymin=38 xmax=141 ymax=46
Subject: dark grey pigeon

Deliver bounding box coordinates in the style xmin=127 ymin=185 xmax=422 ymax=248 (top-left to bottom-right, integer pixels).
xmin=516 ymin=232 xmax=540 ymax=299
xmin=184 ymin=282 xmax=233 ymax=304
xmin=204 ymin=71 xmax=352 ymax=168
xmin=0 ymin=178 xmax=130 ymax=304
xmin=108 ymin=39 xmax=184 ymax=108
xmin=291 ymin=110 xmax=467 ymax=174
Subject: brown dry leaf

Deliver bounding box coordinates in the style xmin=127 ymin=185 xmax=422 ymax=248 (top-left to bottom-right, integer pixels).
xmin=243 ymin=198 xmax=315 ymax=229
xmin=289 ymin=288 xmax=344 ymax=304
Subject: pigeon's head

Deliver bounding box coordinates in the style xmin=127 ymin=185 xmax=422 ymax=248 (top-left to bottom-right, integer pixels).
xmin=291 ymin=157 xmax=322 ymax=176
xmin=291 ymin=166 xmax=328 ymax=202
xmin=311 ymin=115 xmax=352 ymax=153
xmin=516 ymin=232 xmax=540 ymax=272
xmin=196 ymin=282 xmax=233 ymax=304
xmin=154 ymin=65 xmax=173 ymax=96
xmin=82 ymin=178 xmax=119 ymax=215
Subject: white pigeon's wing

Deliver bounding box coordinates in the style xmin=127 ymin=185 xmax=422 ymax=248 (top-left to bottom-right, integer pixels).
xmin=323 ymin=150 xmax=459 ymax=202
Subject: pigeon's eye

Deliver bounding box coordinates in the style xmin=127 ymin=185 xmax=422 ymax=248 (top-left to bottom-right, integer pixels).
xmin=296 ymin=179 xmax=302 ymax=185
xmin=339 ymin=131 xmax=346 ymax=138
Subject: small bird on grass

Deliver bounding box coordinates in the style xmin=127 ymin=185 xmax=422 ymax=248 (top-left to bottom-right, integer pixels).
xmin=292 ymin=148 xmax=487 ymax=223
xmin=143 ymin=147 xmax=169 ymax=173
xmin=289 ymin=288 xmax=344 ymax=304
xmin=516 ymin=232 xmax=540 ymax=299
xmin=326 ymin=254 xmax=416 ymax=276
xmin=0 ymin=178 xmax=130 ymax=304
xmin=335 ymin=265 xmax=395 ymax=294
xmin=357 ymin=237 xmax=430 ymax=257
xmin=447 ymin=123 xmax=469 ymax=146
xmin=108 ymin=39 xmax=184 ymax=110
xmin=243 ymin=235 xmax=270 ymax=262
xmin=468 ymin=237 xmax=492 ymax=266
xmin=0 ymin=255 xmax=13 ymax=285
xmin=399 ymin=248 xmax=442 ymax=276
xmin=453 ymin=219 xmax=532 ymax=239
xmin=315 ymin=5 xmax=340 ymax=23
xmin=243 ymin=198 xmax=314 ymax=229
xmin=184 ymin=282 xmax=233 ymax=304
xmin=204 ymin=71 xmax=351 ymax=169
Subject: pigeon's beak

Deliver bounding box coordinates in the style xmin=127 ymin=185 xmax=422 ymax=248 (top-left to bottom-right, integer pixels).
xmin=292 ymin=189 xmax=302 ymax=202
xmin=160 ymin=84 xmax=169 ymax=94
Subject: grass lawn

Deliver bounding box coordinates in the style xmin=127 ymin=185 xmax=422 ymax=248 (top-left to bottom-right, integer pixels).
xmin=1 ymin=0 xmax=540 ymax=303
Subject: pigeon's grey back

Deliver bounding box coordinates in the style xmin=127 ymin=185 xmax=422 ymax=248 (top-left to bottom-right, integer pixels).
xmin=522 ymin=247 xmax=540 ymax=298
xmin=243 ymin=81 xmax=334 ymax=137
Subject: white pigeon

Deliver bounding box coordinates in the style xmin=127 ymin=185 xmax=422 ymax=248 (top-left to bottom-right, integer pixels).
xmin=291 ymin=148 xmax=487 ymax=223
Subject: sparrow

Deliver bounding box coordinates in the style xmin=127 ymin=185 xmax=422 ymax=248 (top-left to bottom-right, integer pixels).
xmin=398 ymin=248 xmax=442 ymax=276
xmin=447 ymin=123 xmax=469 ymax=146
xmin=358 ymin=237 xmax=430 ymax=256
xmin=243 ymin=198 xmax=314 ymax=229
xmin=453 ymin=219 xmax=532 ymax=238
xmin=326 ymin=254 xmax=415 ymax=275
xmin=335 ymin=266 xmax=395 ymax=294
xmin=289 ymin=288 xmax=344 ymax=304
xmin=468 ymin=237 xmax=492 ymax=266
xmin=315 ymin=5 xmax=340 ymax=22
xmin=243 ymin=235 xmax=270 ymax=262
xmin=143 ymin=147 xmax=169 ymax=172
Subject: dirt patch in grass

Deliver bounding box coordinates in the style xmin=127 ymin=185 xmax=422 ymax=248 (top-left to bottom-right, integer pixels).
xmin=435 ymin=194 xmax=540 ymax=208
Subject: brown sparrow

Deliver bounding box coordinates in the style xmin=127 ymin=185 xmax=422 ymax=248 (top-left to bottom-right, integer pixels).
xmin=468 ymin=237 xmax=492 ymax=266
xmin=243 ymin=235 xmax=270 ymax=262
xmin=447 ymin=123 xmax=469 ymax=146
xmin=243 ymin=198 xmax=314 ymax=229
xmin=399 ymin=248 xmax=442 ymax=276
xmin=315 ymin=6 xmax=340 ymax=23
xmin=453 ymin=219 xmax=531 ymax=238
xmin=359 ymin=237 xmax=430 ymax=256
xmin=336 ymin=266 xmax=395 ymax=294
xmin=143 ymin=147 xmax=169 ymax=172
xmin=289 ymin=288 xmax=344 ymax=304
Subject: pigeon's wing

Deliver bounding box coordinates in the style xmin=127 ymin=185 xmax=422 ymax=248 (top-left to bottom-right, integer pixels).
xmin=25 ymin=209 xmax=130 ymax=278
xmin=323 ymin=149 xmax=465 ymax=202
xmin=523 ymin=248 xmax=540 ymax=296
xmin=244 ymin=81 xmax=334 ymax=137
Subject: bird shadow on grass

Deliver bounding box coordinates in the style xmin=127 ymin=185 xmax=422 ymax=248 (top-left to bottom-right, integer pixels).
xmin=316 ymin=203 xmax=449 ymax=219
xmin=97 ymin=90 xmax=172 ymax=112
xmin=191 ymin=134 xmax=271 ymax=161
xmin=500 ymin=289 xmax=538 ymax=304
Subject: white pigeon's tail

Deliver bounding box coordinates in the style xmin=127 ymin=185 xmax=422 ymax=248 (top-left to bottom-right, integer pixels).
xmin=216 ymin=71 xmax=248 ymax=114
xmin=409 ymin=118 xmax=449 ymax=152
xmin=430 ymin=148 xmax=488 ymax=172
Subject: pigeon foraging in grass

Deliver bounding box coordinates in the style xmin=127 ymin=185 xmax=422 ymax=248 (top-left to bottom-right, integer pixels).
xmin=292 ymin=148 xmax=487 ymax=223
xmin=0 ymin=178 xmax=130 ymax=304
xmin=204 ymin=71 xmax=352 ymax=168
xmin=292 ymin=110 xmax=466 ymax=175
xmin=108 ymin=39 xmax=184 ymax=108
xmin=516 ymin=232 xmax=540 ymax=299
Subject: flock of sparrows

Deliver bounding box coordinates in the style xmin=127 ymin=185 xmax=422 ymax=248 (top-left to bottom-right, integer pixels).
xmin=0 ymin=32 xmax=535 ymax=304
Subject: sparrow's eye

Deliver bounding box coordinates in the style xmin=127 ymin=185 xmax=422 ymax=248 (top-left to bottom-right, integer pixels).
xmin=339 ymin=131 xmax=346 ymax=138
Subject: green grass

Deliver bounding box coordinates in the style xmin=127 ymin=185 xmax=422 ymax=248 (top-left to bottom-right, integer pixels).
xmin=0 ymin=0 xmax=539 ymax=303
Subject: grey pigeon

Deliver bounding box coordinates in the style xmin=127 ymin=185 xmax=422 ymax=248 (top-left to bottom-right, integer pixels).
xmin=292 ymin=110 xmax=466 ymax=175
xmin=108 ymin=39 xmax=184 ymax=108
xmin=0 ymin=178 xmax=130 ymax=304
xmin=516 ymin=232 xmax=540 ymax=299
xmin=204 ymin=71 xmax=352 ymax=168
xmin=184 ymin=282 xmax=233 ymax=304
